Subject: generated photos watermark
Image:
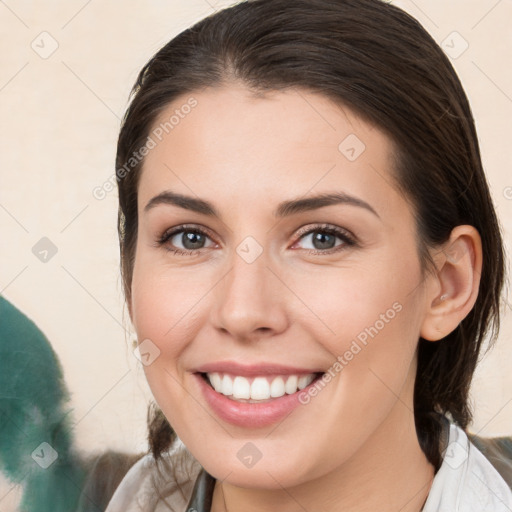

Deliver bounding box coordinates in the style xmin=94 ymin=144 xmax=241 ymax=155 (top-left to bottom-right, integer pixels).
xmin=298 ymin=301 xmax=403 ymax=404
xmin=92 ymin=96 xmax=198 ymax=200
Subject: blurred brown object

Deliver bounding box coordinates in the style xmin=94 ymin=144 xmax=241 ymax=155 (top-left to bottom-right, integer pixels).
xmin=469 ymin=434 xmax=512 ymax=489
xmin=77 ymin=451 xmax=145 ymax=512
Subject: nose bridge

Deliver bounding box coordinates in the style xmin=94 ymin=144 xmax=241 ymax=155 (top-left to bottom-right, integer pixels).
xmin=211 ymin=240 xmax=288 ymax=339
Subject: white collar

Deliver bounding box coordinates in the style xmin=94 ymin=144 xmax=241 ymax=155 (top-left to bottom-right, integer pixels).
xmin=423 ymin=423 xmax=512 ymax=511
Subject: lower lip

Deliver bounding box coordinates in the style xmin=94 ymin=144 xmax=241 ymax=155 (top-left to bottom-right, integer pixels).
xmin=194 ymin=373 xmax=322 ymax=428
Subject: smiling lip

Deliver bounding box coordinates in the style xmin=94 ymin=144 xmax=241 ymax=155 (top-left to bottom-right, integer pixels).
xmin=193 ymin=361 xmax=324 ymax=428
xmin=193 ymin=361 xmax=323 ymax=377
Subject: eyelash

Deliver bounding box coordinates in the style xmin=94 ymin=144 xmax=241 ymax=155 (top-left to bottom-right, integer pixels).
xmin=155 ymin=223 xmax=357 ymax=257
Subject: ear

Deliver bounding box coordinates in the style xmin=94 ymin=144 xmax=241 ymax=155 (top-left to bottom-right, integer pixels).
xmin=420 ymin=225 xmax=483 ymax=341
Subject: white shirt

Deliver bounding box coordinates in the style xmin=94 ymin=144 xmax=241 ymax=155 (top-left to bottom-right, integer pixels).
xmin=106 ymin=423 xmax=512 ymax=512
xmin=423 ymin=423 xmax=512 ymax=511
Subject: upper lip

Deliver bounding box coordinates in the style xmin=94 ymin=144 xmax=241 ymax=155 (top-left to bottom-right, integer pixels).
xmin=194 ymin=361 xmax=323 ymax=377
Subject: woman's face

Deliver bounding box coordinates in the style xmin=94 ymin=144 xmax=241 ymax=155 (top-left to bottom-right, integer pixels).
xmin=130 ymin=83 xmax=435 ymax=488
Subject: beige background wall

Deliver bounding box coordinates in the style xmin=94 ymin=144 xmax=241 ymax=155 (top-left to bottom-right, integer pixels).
xmin=0 ymin=0 xmax=511 ymax=504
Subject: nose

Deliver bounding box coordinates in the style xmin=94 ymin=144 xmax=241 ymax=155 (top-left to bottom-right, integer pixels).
xmin=210 ymin=247 xmax=289 ymax=341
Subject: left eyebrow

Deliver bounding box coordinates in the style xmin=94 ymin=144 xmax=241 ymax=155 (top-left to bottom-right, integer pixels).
xmin=275 ymin=192 xmax=380 ymax=219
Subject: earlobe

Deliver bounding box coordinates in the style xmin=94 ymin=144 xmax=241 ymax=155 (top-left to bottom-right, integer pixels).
xmin=420 ymin=225 xmax=483 ymax=342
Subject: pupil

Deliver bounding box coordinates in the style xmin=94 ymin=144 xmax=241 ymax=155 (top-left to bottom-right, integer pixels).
xmin=183 ymin=232 xmax=205 ymax=249
xmin=313 ymin=232 xmax=335 ymax=250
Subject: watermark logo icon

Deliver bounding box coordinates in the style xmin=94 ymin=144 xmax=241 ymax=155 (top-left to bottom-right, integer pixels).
xmin=31 ymin=442 xmax=58 ymax=469
xmin=31 ymin=32 xmax=59 ymax=59
xmin=32 ymin=237 xmax=58 ymax=262
xmin=443 ymin=240 xmax=466 ymax=263
xmin=133 ymin=338 xmax=161 ymax=366
xmin=338 ymin=134 xmax=366 ymax=161
xmin=441 ymin=31 xmax=469 ymax=59
xmin=236 ymin=236 xmax=263 ymax=264
xmin=237 ymin=442 xmax=263 ymax=468
xmin=444 ymin=439 xmax=469 ymax=469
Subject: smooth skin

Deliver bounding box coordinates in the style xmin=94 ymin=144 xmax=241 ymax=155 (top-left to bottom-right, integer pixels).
xmin=128 ymin=83 xmax=482 ymax=512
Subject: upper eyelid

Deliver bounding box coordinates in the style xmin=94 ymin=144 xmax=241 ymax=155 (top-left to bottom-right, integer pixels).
xmin=161 ymin=224 xmax=215 ymax=239
xmin=294 ymin=223 xmax=354 ymax=239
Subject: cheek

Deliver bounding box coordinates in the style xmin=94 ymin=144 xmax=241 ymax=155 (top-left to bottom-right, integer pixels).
xmin=283 ymin=261 xmax=423 ymax=465
xmin=130 ymin=253 xmax=215 ymax=404
xmin=130 ymin=257 xmax=213 ymax=426
xmin=289 ymin=253 xmax=424 ymax=409
xmin=131 ymin=249 xmax=210 ymax=343
xmin=291 ymin=253 xmax=422 ymax=348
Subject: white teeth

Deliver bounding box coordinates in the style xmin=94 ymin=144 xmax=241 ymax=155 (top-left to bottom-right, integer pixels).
xmin=285 ymin=375 xmax=298 ymax=394
xmin=209 ymin=372 xmax=222 ymax=392
xmin=221 ymin=374 xmax=233 ymax=396
xmin=270 ymin=376 xmax=285 ymax=397
xmin=298 ymin=374 xmax=315 ymax=390
xmin=232 ymin=376 xmax=251 ymax=399
xmin=206 ymin=372 xmax=317 ymax=401
xmin=251 ymin=377 xmax=270 ymax=400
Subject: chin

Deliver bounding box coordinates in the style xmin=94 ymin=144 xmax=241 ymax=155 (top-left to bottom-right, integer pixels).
xmin=194 ymin=445 xmax=320 ymax=490
xmin=215 ymin=464 xmax=305 ymax=490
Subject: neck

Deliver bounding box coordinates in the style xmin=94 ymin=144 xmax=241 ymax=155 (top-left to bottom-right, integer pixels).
xmin=211 ymin=378 xmax=435 ymax=512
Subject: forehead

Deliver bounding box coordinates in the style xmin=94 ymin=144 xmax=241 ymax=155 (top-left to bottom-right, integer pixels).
xmin=138 ymin=83 xmax=403 ymax=220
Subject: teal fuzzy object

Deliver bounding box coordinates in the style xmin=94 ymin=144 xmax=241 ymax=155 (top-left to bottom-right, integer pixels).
xmin=0 ymin=295 xmax=87 ymax=511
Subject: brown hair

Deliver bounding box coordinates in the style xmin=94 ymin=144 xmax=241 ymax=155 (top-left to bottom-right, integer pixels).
xmin=76 ymin=451 xmax=145 ymax=511
xmin=116 ymin=0 xmax=505 ymax=478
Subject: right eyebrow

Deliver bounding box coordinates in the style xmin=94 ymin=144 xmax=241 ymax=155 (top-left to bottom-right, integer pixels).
xmin=144 ymin=190 xmax=219 ymax=217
